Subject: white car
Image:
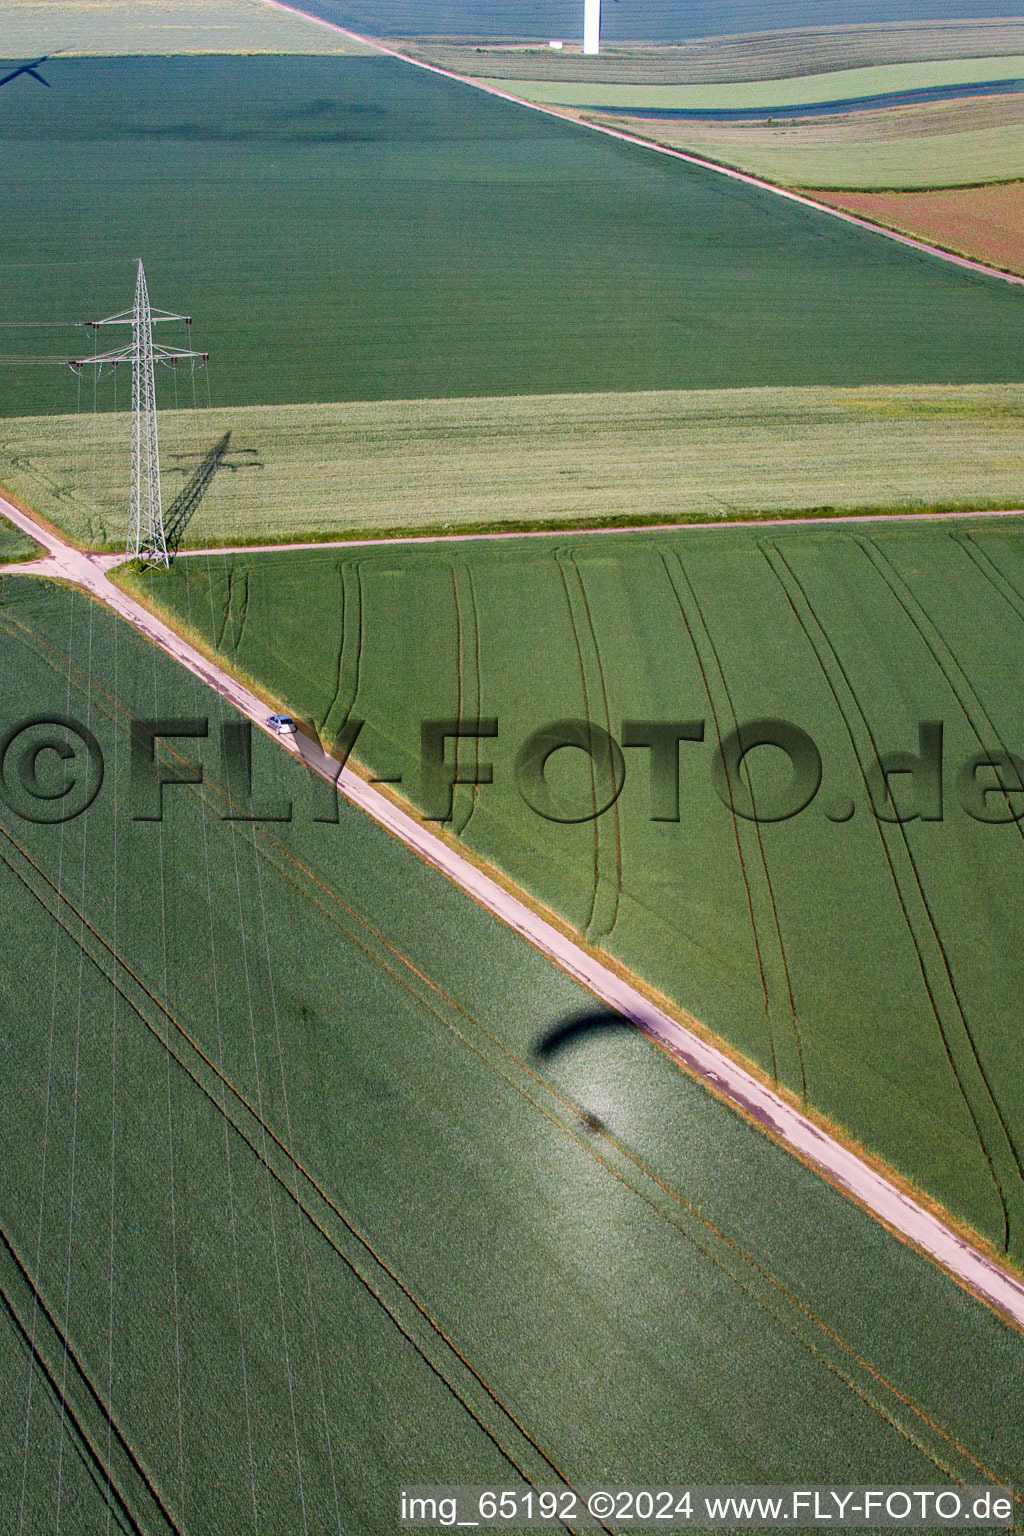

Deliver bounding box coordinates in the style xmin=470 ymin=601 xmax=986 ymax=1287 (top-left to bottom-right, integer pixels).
xmin=266 ymin=713 xmax=297 ymax=735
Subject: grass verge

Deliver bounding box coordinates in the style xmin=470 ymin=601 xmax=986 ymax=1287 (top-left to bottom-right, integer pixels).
xmin=0 ymin=513 xmax=43 ymax=562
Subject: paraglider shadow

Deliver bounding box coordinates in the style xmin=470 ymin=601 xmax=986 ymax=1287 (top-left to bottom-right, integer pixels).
xmin=533 ymin=1008 xmax=635 ymax=1060
xmin=533 ymin=1010 xmax=637 ymax=1133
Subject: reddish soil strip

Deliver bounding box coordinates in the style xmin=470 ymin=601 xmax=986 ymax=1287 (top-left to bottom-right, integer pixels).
xmin=808 ymin=182 xmax=1024 ymax=276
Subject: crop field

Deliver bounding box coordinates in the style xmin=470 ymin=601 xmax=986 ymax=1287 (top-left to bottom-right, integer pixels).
xmin=410 ymin=21 xmax=1024 ymax=85
xmin=411 ymin=24 xmax=1024 ymax=191
xmin=476 ymin=58 xmax=1024 ymax=113
xmin=2 ymin=0 xmax=371 ymax=55
xmin=130 ymin=518 xmax=1024 ymax=1269
xmin=293 ymin=0 xmax=1024 ymax=44
xmin=3 ymin=385 xmax=1024 ymax=549
xmin=4 ymin=55 xmax=1024 ymax=425
xmin=5 ymin=1 xmax=1024 ymax=1526
xmin=811 ymin=184 xmax=1024 ymax=275
xmin=468 ymin=56 xmax=1024 ymax=191
xmin=588 ymin=96 xmax=1024 ymax=190
xmin=601 ymin=93 xmax=1024 ymax=190
xmin=3 ymin=576 xmax=1022 ymax=1526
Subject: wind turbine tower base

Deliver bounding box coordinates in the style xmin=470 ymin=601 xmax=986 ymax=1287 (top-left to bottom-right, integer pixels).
xmin=583 ymin=0 xmax=601 ymax=54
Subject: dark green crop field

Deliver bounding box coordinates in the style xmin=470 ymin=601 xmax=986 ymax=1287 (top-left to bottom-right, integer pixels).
xmin=2 ymin=54 xmax=1024 ymax=420
xmin=133 ymin=518 xmax=1024 ymax=1267
xmin=2 ymin=574 xmax=1024 ymax=1528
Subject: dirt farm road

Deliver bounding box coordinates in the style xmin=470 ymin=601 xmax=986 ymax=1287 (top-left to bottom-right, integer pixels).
xmin=173 ymin=501 xmax=1024 ymax=561
xmin=3 ymin=488 xmax=1024 ymax=1332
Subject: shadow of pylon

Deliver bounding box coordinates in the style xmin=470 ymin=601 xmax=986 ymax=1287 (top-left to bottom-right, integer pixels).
xmin=164 ymin=429 xmax=231 ymax=555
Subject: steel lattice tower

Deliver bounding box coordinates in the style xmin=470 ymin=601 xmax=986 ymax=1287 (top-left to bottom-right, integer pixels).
xmin=128 ymin=262 xmax=165 ymax=563
xmin=72 ymin=260 xmax=208 ymax=567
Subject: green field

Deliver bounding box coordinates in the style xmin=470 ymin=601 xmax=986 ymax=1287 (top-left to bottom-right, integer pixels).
xmin=2 ymin=0 xmax=371 ymax=55
xmin=0 ymin=513 xmax=42 ymax=562
xmin=418 ymin=27 xmax=1024 ymax=190
xmin=129 ymin=519 xmax=1024 ymax=1267
xmin=4 ymin=385 xmax=1024 ymax=549
xmin=603 ymin=96 xmax=1024 ymax=190
xmin=7 ymin=4 xmax=1024 ymax=1526
xmin=3 ymin=575 xmax=1021 ymax=1526
xmin=480 ymin=56 xmax=1024 ymax=111
xmin=3 ymin=54 xmax=1024 ymax=424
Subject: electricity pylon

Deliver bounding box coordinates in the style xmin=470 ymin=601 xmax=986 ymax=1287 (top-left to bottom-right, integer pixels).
xmin=72 ymin=260 xmax=208 ymax=567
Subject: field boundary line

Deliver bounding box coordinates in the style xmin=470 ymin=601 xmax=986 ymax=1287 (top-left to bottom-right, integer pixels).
xmin=161 ymin=504 xmax=1024 ymax=562
xmin=261 ymin=0 xmax=1024 ymax=288
xmin=3 ymin=488 xmax=1024 ymax=1332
